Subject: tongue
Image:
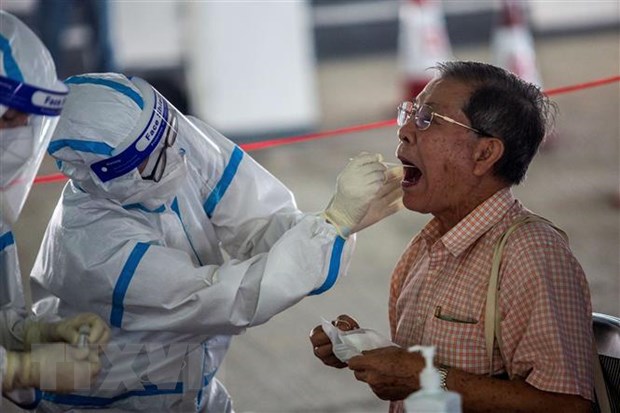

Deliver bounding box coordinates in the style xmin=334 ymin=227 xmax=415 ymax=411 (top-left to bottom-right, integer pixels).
xmin=404 ymin=166 xmax=422 ymax=184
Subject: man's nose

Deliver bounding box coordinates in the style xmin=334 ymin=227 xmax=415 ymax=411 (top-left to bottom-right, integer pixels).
xmin=397 ymin=125 xmax=415 ymax=145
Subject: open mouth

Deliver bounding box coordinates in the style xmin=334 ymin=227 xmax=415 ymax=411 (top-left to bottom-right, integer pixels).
xmin=401 ymin=159 xmax=422 ymax=186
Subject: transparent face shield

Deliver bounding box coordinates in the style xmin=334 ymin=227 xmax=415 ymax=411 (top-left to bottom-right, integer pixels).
xmin=0 ymin=75 xmax=68 ymax=224
xmin=70 ymin=76 xmax=220 ymax=209
xmin=89 ymin=77 xmax=222 ymax=186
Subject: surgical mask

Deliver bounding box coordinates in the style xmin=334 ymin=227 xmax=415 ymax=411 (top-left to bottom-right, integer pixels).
xmin=0 ymin=124 xmax=35 ymax=188
xmin=119 ymin=148 xmax=188 ymax=209
xmin=0 ymin=115 xmax=62 ymax=225
xmin=79 ymin=147 xmax=188 ymax=210
xmin=321 ymin=318 xmax=396 ymax=363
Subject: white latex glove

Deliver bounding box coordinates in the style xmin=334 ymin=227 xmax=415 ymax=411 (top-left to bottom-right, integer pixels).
xmin=24 ymin=313 xmax=110 ymax=349
xmin=3 ymin=343 xmax=101 ymax=392
xmin=350 ymin=165 xmax=404 ymax=234
xmin=323 ymin=152 xmax=387 ymax=237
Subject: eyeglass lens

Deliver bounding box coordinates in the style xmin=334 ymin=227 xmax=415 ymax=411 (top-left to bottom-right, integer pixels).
xmin=148 ymin=147 xmax=166 ymax=183
xmin=397 ymin=101 xmax=433 ymax=130
xmin=397 ymin=101 xmax=413 ymax=127
xmin=165 ymin=116 xmax=178 ymax=147
xmin=145 ymin=115 xmax=177 ymax=183
xmin=415 ymin=104 xmax=432 ymax=130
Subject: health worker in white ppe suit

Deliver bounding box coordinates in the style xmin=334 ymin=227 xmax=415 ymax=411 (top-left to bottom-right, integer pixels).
xmin=30 ymin=72 xmax=403 ymax=411
xmin=0 ymin=10 xmax=110 ymax=404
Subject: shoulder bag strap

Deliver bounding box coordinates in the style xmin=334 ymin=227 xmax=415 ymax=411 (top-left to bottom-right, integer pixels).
xmin=485 ymin=213 xmax=566 ymax=374
xmin=484 ymin=214 xmax=608 ymax=411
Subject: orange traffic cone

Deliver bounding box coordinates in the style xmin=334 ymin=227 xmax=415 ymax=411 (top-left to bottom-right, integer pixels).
xmin=398 ymin=0 xmax=453 ymax=102
xmin=491 ymin=0 xmax=559 ymax=149
xmin=491 ymin=0 xmax=542 ymax=86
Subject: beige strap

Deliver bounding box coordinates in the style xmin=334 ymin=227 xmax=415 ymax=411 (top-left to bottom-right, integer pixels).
xmin=593 ymin=342 xmax=612 ymax=413
xmin=485 ymin=214 xmax=566 ymax=374
xmin=484 ymin=214 xmax=609 ymax=410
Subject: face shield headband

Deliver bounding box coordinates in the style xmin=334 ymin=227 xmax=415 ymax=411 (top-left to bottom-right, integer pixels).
xmin=0 ymin=76 xmax=67 ymax=224
xmin=90 ymin=85 xmax=174 ymax=183
xmin=0 ymin=75 xmax=67 ymax=116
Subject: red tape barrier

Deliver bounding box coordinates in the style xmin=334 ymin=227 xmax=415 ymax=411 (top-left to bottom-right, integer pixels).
xmin=33 ymin=75 xmax=620 ymax=185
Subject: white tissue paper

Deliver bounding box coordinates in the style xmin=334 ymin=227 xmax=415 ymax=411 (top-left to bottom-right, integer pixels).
xmin=321 ymin=318 xmax=397 ymax=363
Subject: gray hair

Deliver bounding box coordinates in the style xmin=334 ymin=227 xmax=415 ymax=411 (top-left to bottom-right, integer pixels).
xmin=435 ymin=61 xmax=557 ymax=185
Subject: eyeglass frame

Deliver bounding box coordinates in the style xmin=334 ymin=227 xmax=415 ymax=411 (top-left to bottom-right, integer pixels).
xmin=397 ymin=101 xmax=487 ymax=136
xmin=141 ymin=114 xmax=178 ymax=183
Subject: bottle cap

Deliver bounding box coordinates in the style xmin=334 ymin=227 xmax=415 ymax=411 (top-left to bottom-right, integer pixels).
xmin=408 ymin=345 xmax=441 ymax=392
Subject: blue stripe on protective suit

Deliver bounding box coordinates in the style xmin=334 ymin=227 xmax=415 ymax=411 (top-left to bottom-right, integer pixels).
xmin=0 ymin=231 xmax=15 ymax=252
xmin=195 ymin=342 xmax=208 ymax=409
xmin=0 ymin=232 xmax=16 ymax=292
xmin=0 ymin=34 xmax=23 ymax=81
xmin=110 ymin=242 xmax=150 ymax=327
xmin=40 ymin=382 xmax=183 ymax=407
xmin=65 ymin=76 xmax=144 ymax=109
xmin=203 ymin=146 xmax=243 ymax=218
xmin=171 ymin=197 xmax=203 ymax=266
xmin=48 ymin=139 xmax=114 ymax=156
xmin=309 ymin=235 xmax=345 ymax=295
xmin=123 ymin=203 xmax=166 ymax=213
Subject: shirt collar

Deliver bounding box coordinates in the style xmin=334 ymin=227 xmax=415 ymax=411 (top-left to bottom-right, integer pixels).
xmin=420 ymin=187 xmax=517 ymax=257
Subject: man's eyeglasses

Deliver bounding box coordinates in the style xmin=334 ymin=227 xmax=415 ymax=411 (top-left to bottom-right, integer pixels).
xmin=142 ymin=115 xmax=178 ymax=183
xmin=397 ymin=101 xmax=483 ymax=135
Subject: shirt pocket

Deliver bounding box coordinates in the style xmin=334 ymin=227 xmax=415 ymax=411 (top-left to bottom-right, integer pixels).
xmin=433 ymin=305 xmax=478 ymax=324
xmin=425 ymin=307 xmax=488 ymax=374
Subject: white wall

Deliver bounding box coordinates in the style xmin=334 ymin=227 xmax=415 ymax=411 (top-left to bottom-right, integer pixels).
xmin=109 ymin=1 xmax=183 ymax=70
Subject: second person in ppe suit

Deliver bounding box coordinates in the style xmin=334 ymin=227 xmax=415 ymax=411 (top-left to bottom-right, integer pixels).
xmin=0 ymin=10 xmax=110 ymax=404
xmin=30 ymin=72 xmax=402 ymax=411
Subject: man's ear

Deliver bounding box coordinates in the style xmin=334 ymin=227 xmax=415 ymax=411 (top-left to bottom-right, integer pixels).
xmin=472 ymin=137 xmax=504 ymax=176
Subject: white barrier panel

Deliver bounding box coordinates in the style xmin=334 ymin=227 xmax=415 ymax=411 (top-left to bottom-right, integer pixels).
xmin=183 ymin=1 xmax=319 ymax=138
xmin=110 ymin=2 xmax=183 ymax=70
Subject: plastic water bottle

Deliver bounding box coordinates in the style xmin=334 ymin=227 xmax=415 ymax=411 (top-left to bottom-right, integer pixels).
xmin=405 ymin=345 xmax=462 ymax=413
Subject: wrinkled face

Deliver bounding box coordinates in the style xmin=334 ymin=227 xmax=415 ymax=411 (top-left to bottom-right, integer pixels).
xmin=396 ymin=78 xmax=481 ymax=221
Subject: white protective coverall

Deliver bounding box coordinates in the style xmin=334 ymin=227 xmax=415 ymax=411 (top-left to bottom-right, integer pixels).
xmin=0 ymin=10 xmax=69 ymax=401
xmin=30 ymin=73 xmax=375 ymax=412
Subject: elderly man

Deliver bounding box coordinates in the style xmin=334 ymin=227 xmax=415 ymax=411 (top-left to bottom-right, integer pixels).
xmin=310 ymin=61 xmax=593 ymax=413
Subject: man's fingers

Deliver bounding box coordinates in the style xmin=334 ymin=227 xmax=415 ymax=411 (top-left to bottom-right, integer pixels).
xmin=313 ymin=344 xmax=334 ymax=359
xmin=309 ymin=326 xmax=331 ymax=347
xmin=313 ymin=344 xmax=347 ymax=368
xmin=333 ymin=314 xmax=359 ymax=331
xmin=353 ymin=369 xmax=368 ymax=382
xmin=347 ymin=354 xmax=371 ymax=371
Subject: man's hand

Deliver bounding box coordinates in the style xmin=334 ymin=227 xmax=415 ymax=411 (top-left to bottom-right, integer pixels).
xmin=347 ymin=346 xmax=424 ymax=401
xmin=309 ymin=314 xmax=359 ymax=369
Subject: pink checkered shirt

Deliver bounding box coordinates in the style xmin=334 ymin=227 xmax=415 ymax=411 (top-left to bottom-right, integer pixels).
xmin=388 ymin=188 xmax=594 ymax=412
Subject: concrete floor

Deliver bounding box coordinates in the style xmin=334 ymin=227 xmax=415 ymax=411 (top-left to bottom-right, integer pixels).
xmin=5 ymin=30 xmax=619 ymax=412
